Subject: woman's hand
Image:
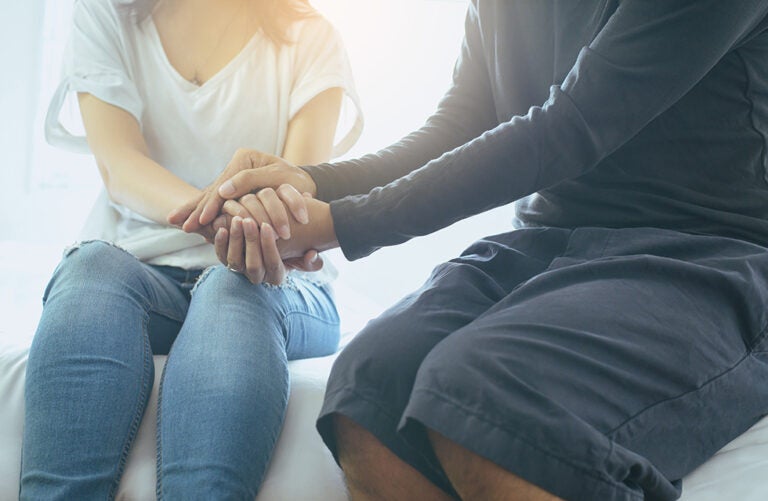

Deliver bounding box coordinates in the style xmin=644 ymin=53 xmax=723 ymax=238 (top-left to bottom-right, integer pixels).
xmin=167 ymin=148 xmax=317 ymax=232
xmin=216 ymin=218 xmax=324 ymax=285
xmin=216 ymin=198 xmax=338 ymax=285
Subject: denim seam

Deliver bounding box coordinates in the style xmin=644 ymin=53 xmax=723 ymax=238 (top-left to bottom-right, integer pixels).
xmin=282 ymin=310 xmax=341 ymax=327
xmin=108 ymin=312 xmax=153 ymax=500
xmin=411 ymin=387 xmax=640 ymax=498
xmin=155 ymin=355 xmax=169 ymax=500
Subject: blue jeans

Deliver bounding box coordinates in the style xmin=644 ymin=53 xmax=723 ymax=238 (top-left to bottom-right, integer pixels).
xmin=20 ymin=240 xmax=340 ymax=500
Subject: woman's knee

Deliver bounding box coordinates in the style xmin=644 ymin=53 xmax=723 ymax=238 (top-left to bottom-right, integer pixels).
xmin=190 ymin=265 xmax=283 ymax=315
xmin=48 ymin=240 xmax=143 ymax=296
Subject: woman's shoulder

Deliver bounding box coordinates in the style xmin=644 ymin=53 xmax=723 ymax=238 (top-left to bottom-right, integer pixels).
xmin=288 ymin=11 xmax=342 ymax=45
xmin=74 ymin=0 xmax=122 ymax=17
xmin=73 ymin=0 xmax=128 ymax=29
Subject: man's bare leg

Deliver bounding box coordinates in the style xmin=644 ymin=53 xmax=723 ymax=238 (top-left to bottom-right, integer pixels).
xmin=334 ymin=414 xmax=453 ymax=501
xmin=428 ymin=429 xmax=564 ymax=501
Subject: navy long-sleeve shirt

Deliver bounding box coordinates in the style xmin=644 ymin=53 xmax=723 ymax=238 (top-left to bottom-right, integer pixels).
xmin=303 ymin=0 xmax=768 ymax=261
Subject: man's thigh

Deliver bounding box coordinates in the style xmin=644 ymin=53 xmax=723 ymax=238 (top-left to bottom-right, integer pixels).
xmin=403 ymin=228 xmax=768 ymax=500
xmin=317 ymin=227 xmax=575 ymax=477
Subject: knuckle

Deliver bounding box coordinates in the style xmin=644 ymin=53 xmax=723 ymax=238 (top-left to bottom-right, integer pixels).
xmin=241 ymin=193 xmax=258 ymax=205
xmin=247 ymin=267 xmax=264 ymax=284
xmin=276 ymin=183 xmax=294 ymax=196
xmin=258 ymin=187 xmax=276 ymax=200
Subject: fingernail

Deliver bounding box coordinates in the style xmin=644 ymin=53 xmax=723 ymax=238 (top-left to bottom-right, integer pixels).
xmin=231 ymin=216 xmax=242 ymax=232
xmin=279 ymin=224 xmax=291 ymax=239
xmin=297 ymin=209 xmax=309 ymax=224
xmin=262 ymin=223 xmax=277 ymax=240
xmin=219 ymin=181 xmax=235 ymax=197
xmin=310 ymin=252 xmax=319 ymax=263
xmin=243 ymin=218 xmax=257 ymax=235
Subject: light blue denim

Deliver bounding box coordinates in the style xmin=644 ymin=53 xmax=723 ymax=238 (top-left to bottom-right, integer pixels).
xmin=20 ymin=240 xmax=340 ymax=500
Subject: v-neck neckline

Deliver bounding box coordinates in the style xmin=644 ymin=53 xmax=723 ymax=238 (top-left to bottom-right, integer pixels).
xmin=145 ymin=17 xmax=260 ymax=94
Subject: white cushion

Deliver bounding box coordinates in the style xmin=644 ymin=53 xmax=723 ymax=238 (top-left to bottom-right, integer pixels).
xmin=2 ymin=345 xmax=768 ymax=500
xmin=0 ymin=347 xmax=346 ymax=501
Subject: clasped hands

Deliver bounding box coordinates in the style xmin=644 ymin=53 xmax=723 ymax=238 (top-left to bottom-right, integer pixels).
xmin=167 ymin=149 xmax=336 ymax=285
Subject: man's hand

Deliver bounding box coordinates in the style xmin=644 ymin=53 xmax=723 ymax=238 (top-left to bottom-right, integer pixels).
xmin=167 ymin=148 xmax=317 ymax=232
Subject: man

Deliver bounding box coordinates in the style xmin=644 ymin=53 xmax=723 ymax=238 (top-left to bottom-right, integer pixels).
xmin=172 ymin=1 xmax=768 ymax=499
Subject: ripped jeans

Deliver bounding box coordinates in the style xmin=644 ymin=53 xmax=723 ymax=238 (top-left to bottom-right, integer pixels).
xmin=20 ymin=240 xmax=340 ymax=500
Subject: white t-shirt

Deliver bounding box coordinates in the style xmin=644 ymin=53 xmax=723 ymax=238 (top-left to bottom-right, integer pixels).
xmin=45 ymin=0 xmax=362 ymax=276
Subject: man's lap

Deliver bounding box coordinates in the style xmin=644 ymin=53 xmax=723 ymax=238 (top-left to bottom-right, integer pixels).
xmin=319 ymin=227 xmax=768 ymax=500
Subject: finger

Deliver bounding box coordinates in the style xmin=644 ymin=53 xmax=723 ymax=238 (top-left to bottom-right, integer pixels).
xmin=212 ymin=214 xmax=230 ymax=233
xmin=214 ymin=227 xmax=229 ymax=264
xmin=260 ymin=223 xmax=286 ymax=285
xmin=218 ymin=168 xmax=274 ymax=200
xmin=199 ymin=192 xmax=226 ymax=227
xmin=257 ymin=188 xmax=291 ymax=239
xmin=277 ymin=184 xmax=309 ymax=224
xmin=242 ymin=217 xmax=265 ymax=284
xmin=197 ymin=224 xmax=217 ymax=243
xmin=301 ymin=250 xmax=324 ymax=272
xmin=226 ymin=217 xmax=245 ymax=273
xmin=168 ymin=197 xmax=199 ymax=226
xmin=182 ymin=194 xmax=209 ymax=232
xmin=283 ymin=251 xmax=323 ymax=272
xmin=222 ymin=199 xmax=251 ymax=219
xmin=239 ymin=193 xmax=271 ymax=225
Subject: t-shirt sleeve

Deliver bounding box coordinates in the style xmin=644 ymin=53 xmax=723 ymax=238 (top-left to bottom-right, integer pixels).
xmin=288 ymin=15 xmax=363 ymax=158
xmin=44 ymin=0 xmax=143 ymax=153
xmin=330 ymin=0 xmax=768 ymax=261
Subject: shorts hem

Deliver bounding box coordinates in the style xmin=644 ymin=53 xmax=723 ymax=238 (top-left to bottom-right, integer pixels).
xmin=401 ymin=388 xmax=645 ymax=501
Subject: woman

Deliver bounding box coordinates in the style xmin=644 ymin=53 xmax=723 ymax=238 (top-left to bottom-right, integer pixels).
xmin=21 ymin=0 xmax=361 ymax=498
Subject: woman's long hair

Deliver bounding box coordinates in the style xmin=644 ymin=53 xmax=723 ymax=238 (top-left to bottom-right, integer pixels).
xmin=121 ymin=0 xmax=314 ymax=45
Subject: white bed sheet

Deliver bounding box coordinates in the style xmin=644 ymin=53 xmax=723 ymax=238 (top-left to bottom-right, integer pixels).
xmin=1 ymin=241 xmax=767 ymax=499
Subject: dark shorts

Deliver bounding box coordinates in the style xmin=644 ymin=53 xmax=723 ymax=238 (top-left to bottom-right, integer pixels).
xmin=317 ymin=227 xmax=768 ymax=500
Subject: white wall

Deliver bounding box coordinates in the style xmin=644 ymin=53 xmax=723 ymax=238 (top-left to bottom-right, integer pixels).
xmin=0 ymin=1 xmax=46 ymax=238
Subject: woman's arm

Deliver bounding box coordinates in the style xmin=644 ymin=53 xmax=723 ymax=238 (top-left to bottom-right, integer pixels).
xmin=79 ymin=93 xmax=202 ymax=227
xmin=173 ymin=87 xmax=343 ymax=234
xmin=282 ymin=87 xmax=343 ymax=166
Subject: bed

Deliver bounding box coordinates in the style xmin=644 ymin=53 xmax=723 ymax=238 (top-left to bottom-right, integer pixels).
xmin=1 ymin=241 xmax=767 ymax=500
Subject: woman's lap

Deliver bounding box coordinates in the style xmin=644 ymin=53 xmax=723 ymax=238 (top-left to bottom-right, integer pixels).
xmin=319 ymin=227 xmax=768 ymax=501
xmin=22 ymin=240 xmax=340 ymax=498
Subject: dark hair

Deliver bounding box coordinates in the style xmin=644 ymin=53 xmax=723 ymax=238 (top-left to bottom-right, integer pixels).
xmin=121 ymin=0 xmax=314 ymax=45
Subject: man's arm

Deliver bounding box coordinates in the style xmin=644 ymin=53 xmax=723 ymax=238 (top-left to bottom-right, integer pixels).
xmin=301 ymin=3 xmax=497 ymax=202
xmin=327 ymin=0 xmax=768 ymax=260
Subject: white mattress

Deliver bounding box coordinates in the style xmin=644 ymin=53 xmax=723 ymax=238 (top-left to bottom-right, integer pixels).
xmin=1 ymin=241 xmax=767 ymax=499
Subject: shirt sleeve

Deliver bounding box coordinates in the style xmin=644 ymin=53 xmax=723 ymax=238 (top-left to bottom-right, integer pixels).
xmin=44 ymin=0 xmax=142 ymax=153
xmin=301 ymin=3 xmax=497 ymax=202
xmin=328 ymin=0 xmax=768 ymax=261
xmin=288 ymin=14 xmax=363 ymax=158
